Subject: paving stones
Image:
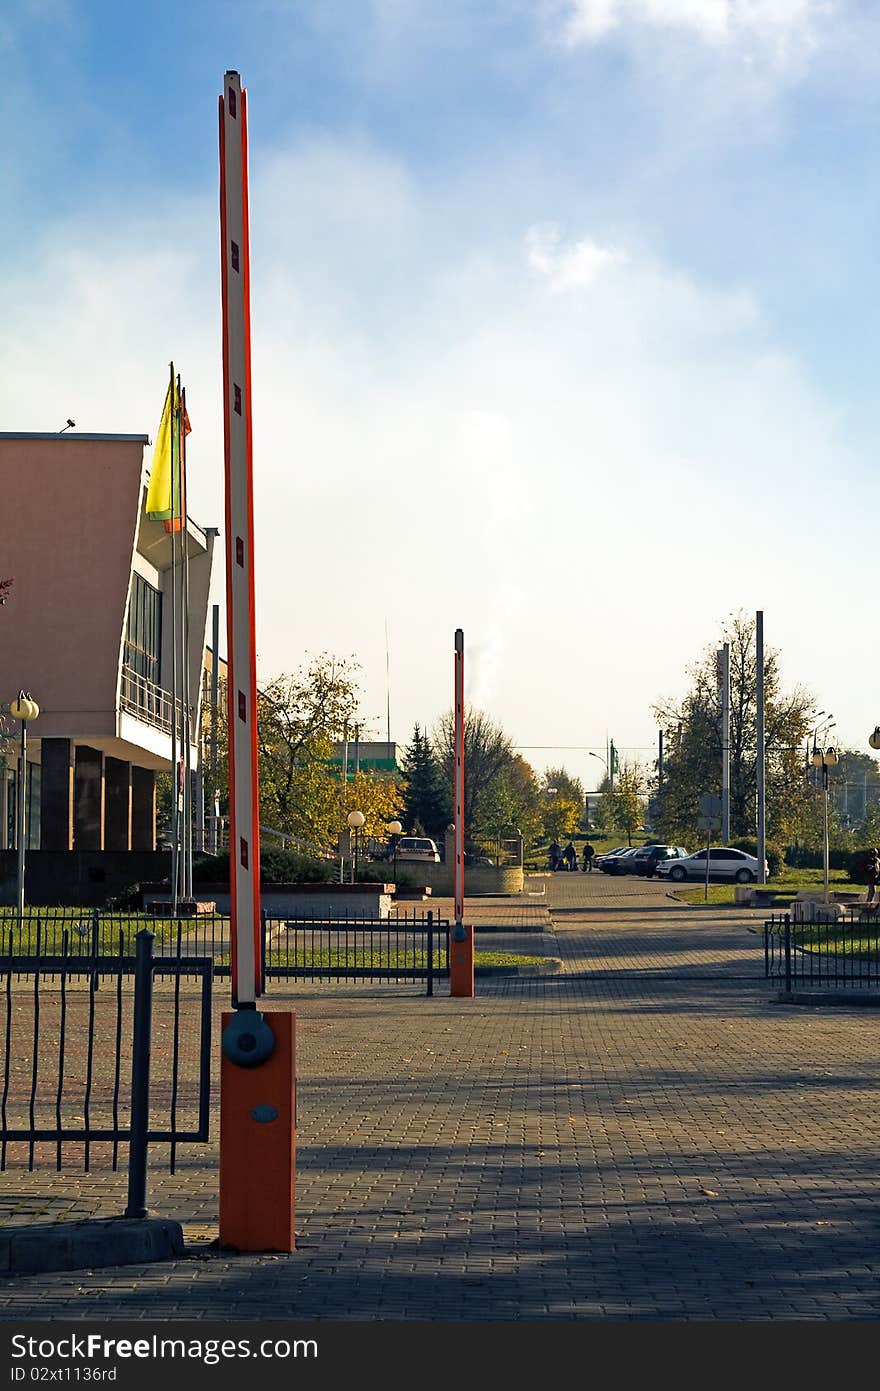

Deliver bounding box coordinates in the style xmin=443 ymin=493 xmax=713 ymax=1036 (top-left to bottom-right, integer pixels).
xmin=1 ymin=878 xmax=879 ymax=1318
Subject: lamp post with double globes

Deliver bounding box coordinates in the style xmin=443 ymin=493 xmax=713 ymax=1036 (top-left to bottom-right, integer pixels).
xmin=9 ymin=691 xmax=39 ymax=923
xmin=387 ymin=820 xmax=402 ymax=886
xmin=812 ymin=742 xmax=839 ymax=903
xmin=347 ymin=809 xmax=365 ymax=884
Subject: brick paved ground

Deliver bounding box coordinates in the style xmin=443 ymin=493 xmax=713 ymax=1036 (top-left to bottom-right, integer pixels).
xmin=1 ymin=874 xmax=879 ymax=1319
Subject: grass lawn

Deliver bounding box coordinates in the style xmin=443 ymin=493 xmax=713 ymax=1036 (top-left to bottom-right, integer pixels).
xmin=0 ymin=911 xmax=544 ymax=971
xmin=670 ymin=866 xmax=860 ymax=907
xmin=0 ymin=908 xmax=216 ymax=953
xmin=159 ymin=947 xmax=547 ymax=971
xmin=525 ymin=833 xmax=631 ymax=871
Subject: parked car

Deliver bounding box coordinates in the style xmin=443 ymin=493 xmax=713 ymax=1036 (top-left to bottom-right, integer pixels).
xmin=394 ymin=836 xmax=441 ymax=864
xmin=629 ymin=845 xmax=689 ymax=877
xmin=655 ymin=847 xmax=767 ymax=884
xmin=600 ymin=847 xmax=642 ymax=875
xmin=593 ymin=846 xmax=629 ymax=871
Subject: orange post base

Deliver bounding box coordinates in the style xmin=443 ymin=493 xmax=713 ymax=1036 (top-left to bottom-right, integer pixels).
xmin=449 ymin=925 xmax=475 ymax=998
xmin=219 ymin=1011 xmax=296 ymax=1252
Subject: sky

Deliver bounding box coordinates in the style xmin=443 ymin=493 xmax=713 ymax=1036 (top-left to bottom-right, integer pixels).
xmin=3 ymin=0 xmax=880 ymax=794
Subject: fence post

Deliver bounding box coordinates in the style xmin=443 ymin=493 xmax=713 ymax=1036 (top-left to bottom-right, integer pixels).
xmin=783 ymin=914 xmax=792 ymax=996
xmin=91 ymin=908 xmax=100 ymax=992
xmin=124 ymin=928 xmax=155 ymax=1219
xmin=763 ymin=919 xmax=770 ymax=979
xmin=260 ymin=909 xmax=267 ymax=996
xmin=426 ymin=911 xmax=434 ymax=998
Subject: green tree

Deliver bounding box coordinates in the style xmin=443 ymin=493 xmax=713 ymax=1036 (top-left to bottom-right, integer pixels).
xmin=334 ymin=769 xmax=403 ymax=840
xmin=825 ymin=750 xmax=880 ymax=829
xmin=540 ymin=767 xmax=585 ymax=806
xmin=599 ymin=763 xmax=645 ymax=845
xmin=400 ymin=724 xmax=451 ymax=837
xmin=539 ymin=766 xmax=585 ymax=840
xmin=432 ymin=708 xmax=515 ymax=838
xmin=541 ymin=795 xmax=582 ymax=842
xmin=475 ymin=755 xmax=542 ymax=845
xmin=653 ymin=611 xmax=813 ymax=846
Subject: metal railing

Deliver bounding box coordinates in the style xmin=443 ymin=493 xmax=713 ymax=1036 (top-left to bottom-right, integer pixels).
xmin=0 ymin=927 xmax=212 ymax=1216
xmin=119 ymin=664 xmax=177 ymax=733
xmin=764 ymin=908 xmax=880 ymax=990
xmin=0 ymin=908 xmax=450 ymax=994
xmin=471 ymin=835 xmax=524 ymax=868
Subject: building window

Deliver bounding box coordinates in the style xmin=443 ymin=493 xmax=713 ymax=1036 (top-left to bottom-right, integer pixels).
xmin=125 ymin=573 xmax=162 ymax=687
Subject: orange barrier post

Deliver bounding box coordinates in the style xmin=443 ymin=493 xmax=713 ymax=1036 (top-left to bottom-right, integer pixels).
xmin=449 ymin=925 xmax=474 ymax=998
xmin=219 ymin=1010 xmax=296 ymax=1252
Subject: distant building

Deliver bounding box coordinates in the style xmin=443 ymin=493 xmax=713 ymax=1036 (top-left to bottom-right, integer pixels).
xmin=329 ymin=741 xmax=398 ymax=777
xmin=0 ymin=432 xmax=216 ymax=856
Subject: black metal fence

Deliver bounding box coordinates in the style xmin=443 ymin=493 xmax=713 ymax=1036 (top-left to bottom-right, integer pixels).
xmin=0 ymin=908 xmax=449 ymax=994
xmin=764 ymin=909 xmax=880 ymax=991
xmin=0 ymin=927 xmax=212 ymax=1214
xmin=262 ymin=911 xmax=448 ymax=992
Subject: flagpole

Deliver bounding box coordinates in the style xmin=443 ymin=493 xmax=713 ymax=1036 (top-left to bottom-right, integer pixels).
xmin=168 ymin=361 xmax=180 ymax=914
xmin=181 ymin=382 xmax=193 ymax=899
xmin=175 ymin=373 xmax=185 ymax=904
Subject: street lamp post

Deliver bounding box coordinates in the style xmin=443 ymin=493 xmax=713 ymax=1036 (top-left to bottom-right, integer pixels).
xmin=9 ymin=692 xmax=39 ymax=924
xmin=812 ymin=741 xmax=838 ymax=903
xmin=387 ymin=820 xmax=402 ymax=886
xmin=588 ymin=752 xmax=608 ymax=781
xmin=347 ymin=809 xmax=365 ymax=884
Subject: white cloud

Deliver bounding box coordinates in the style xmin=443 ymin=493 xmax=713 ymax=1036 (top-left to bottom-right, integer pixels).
xmin=1 ymin=131 xmax=873 ymax=761
xmin=562 ymin=0 xmax=833 ymax=61
xmin=526 ymin=224 xmax=627 ymax=290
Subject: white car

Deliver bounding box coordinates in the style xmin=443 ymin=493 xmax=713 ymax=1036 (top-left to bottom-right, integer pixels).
xmin=394 ymin=836 xmax=441 ymax=863
xmin=656 ymin=847 xmax=766 ymax=884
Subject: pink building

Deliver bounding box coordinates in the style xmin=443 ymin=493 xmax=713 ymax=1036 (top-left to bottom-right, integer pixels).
xmin=0 ymin=432 xmax=216 ymax=863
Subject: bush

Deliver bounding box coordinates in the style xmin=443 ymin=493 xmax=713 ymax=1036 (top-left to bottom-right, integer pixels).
xmin=105 ymin=883 xmax=144 ymax=910
xmin=192 ymin=848 xmax=336 ymax=885
xmin=354 ymin=865 xmax=417 ymax=888
xmin=846 ymin=847 xmax=880 ymax=885
xmin=731 ymin=839 xmax=782 ymax=878
xmin=784 ymin=846 xmax=852 ymax=871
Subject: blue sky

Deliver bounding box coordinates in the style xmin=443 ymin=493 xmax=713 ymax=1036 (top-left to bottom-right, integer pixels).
xmin=4 ymin=0 xmax=880 ymax=786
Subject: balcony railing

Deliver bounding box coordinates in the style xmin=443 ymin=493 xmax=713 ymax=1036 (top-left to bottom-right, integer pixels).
xmin=120 ymin=665 xmax=177 ymax=734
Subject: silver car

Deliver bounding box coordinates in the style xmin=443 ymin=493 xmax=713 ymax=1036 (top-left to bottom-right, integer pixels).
xmin=656 ymin=846 xmax=766 ymax=884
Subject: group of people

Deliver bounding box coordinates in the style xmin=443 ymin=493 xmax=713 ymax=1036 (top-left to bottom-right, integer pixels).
xmin=549 ymin=839 xmax=595 ymax=873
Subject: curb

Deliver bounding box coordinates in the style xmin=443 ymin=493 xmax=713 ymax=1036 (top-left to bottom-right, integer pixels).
xmin=773 ymin=990 xmax=880 ymax=1008
xmin=475 ymin=958 xmax=562 ymax=977
xmin=473 ymin=923 xmax=549 ymax=934
xmin=0 ymin=1219 xmax=185 ymax=1276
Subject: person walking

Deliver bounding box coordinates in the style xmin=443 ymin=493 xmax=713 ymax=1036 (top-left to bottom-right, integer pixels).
xmin=866 ymin=848 xmax=880 ymax=904
xmin=563 ymin=842 xmax=577 ymax=872
xmin=582 ymin=841 xmax=595 ymax=873
xmin=549 ymin=839 xmax=562 ymax=872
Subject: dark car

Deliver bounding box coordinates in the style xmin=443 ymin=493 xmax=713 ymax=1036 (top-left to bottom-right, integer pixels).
xmin=629 ymin=844 xmax=689 ymax=877
xmin=601 ymin=847 xmax=642 ymax=875
xmin=593 ymin=846 xmax=628 ymax=871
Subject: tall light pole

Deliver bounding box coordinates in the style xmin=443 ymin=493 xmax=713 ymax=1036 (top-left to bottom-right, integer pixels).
xmin=868 ymin=729 xmax=880 ymax=822
xmin=756 ymin=612 xmax=766 ymax=885
xmin=812 ymin=738 xmax=838 ymax=903
xmin=347 ymin=809 xmax=365 ymax=884
xmin=588 ymin=751 xmax=608 ymax=782
xmin=387 ymin=819 xmax=402 ymax=886
xmin=717 ymin=643 xmax=730 ymax=844
xmin=10 ymin=692 xmax=39 ymax=924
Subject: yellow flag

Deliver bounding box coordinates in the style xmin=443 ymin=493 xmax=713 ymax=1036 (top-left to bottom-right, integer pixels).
xmin=146 ymin=379 xmax=177 ymax=521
